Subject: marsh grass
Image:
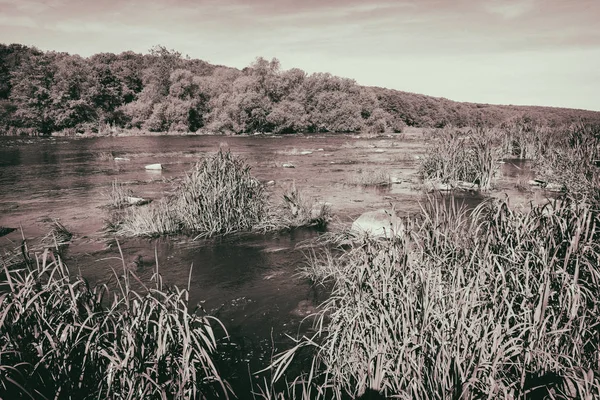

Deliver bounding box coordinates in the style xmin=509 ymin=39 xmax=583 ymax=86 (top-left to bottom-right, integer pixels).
xmin=419 ymin=128 xmax=501 ymax=191
xmin=97 ymin=151 xmax=115 ymax=161
xmin=257 ymin=182 xmax=332 ymax=232
xmin=41 ymin=219 xmax=72 ymax=248
xmin=0 ymin=247 xmax=229 ymax=399
xmin=534 ymin=123 xmax=600 ymax=205
xmin=106 ymin=179 xmax=134 ymax=208
xmin=111 ymin=151 xmax=330 ymax=238
xmin=262 ymin=195 xmax=600 ymax=399
xmin=346 ymin=168 xmax=391 ymax=186
xmin=110 ymin=150 xmax=267 ymax=238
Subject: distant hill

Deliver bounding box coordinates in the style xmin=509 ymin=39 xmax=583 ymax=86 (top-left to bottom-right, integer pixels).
xmin=1 ymin=43 xmax=599 ymax=136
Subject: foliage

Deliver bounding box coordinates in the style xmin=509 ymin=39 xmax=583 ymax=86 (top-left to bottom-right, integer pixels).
xmin=418 ymin=127 xmax=501 ymax=190
xmin=2 ymin=43 xmax=598 ymax=136
xmin=263 ymin=195 xmax=600 ymax=399
xmin=111 ymin=151 xmax=330 ymax=238
xmin=534 ymin=123 xmax=600 ymax=205
xmin=0 ymin=249 xmax=229 ymax=399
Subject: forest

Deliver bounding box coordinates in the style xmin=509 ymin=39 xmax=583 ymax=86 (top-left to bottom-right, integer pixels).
xmin=1 ymin=43 xmax=599 ymax=136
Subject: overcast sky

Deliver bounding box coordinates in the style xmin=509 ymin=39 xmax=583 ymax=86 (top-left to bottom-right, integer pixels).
xmin=0 ymin=0 xmax=598 ymax=110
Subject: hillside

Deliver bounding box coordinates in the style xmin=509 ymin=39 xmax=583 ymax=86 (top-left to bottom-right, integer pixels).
xmin=1 ymin=43 xmax=599 ymax=136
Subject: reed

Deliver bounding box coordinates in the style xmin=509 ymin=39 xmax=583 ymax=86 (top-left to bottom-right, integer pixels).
xmin=534 ymin=123 xmax=600 ymax=205
xmin=347 ymin=168 xmax=391 ymax=186
xmin=419 ymin=128 xmax=501 ymax=191
xmin=262 ymin=195 xmax=600 ymax=399
xmin=0 ymin=248 xmax=229 ymax=399
xmin=111 ymin=150 xmax=330 ymax=238
xmin=256 ymin=182 xmax=332 ymax=232
xmin=106 ymin=179 xmax=134 ymax=208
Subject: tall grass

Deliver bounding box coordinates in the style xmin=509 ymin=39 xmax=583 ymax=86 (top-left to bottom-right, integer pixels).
xmin=111 ymin=150 xmax=268 ymax=238
xmin=106 ymin=179 xmax=134 ymax=208
xmin=0 ymin=248 xmax=229 ymax=399
xmin=534 ymin=123 xmax=600 ymax=205
xmin=262 ymin=195 xmax=600 ymax=399
xmin=256 ymin=182 xmax=332 ymax=232
xmin=347 ymin=168 xmax=391 ymax=186
xmin=419 ymin=128 xmax=501 ymax=191
xmin=111 ymin=150 xmax=330 ymax=238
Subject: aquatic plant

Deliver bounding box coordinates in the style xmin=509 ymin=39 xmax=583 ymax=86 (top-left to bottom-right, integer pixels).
xmin=262 ymin=195 xmax=600 ymax=399
xmin=110 ymin=150 xmax=330 ymax=238
xmin=418 ymin=128 xmax=501 ymax=191
xmin=534 ymin=123 xmax=600 ymax=206
xmin=105 ymin=179 xmax=135 ymax=208
xmin=0 ymin=248 xmax=229 ymax=399
xmin=347 ymin=168 xmax=391 ymax=186
xmin=257 ymin=182 xmax=332 ymax=232
xmin=41 ymin=219 xmax=73 ymax=247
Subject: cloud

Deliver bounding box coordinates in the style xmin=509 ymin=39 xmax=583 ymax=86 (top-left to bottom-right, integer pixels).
xmin=0 ymin=14 xmax=37 ymax=28
xmin=483 ymin=0 xmax=535 ymax=19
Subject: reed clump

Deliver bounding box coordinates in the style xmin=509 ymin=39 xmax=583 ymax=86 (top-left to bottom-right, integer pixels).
xmin=347 ymin=168 xmax=391 ymax=186
xmin=263 ymin=195 xmax=600 ymax=399
xmin=111 ymin=150 xmax=330 ymax=238
xmin=106 ymin=179 xmax=134 ymax=208
xmin=0 ymin=249 xmax=229 ymax=399
xmin=419 ymin=128 xmax=501 ymax=191
xmin=534 ymin=123 xmax=600 ymax=205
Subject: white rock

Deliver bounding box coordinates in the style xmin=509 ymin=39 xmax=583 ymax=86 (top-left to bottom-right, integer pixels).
xmin=351 ymin=209 xmax=404 ymax=238
xmin=282 ymin=163 xmax=295 ymax=168
xmin=114 ymin=157 xmax=130 ymax=161
xmin=145 ymin=163 xmax=162 ymax=170
xmin=455 ymin=180 xmax=478 ymax=191
xmin=374 ymin=149 xmax=385 ymax=153
xmin=266 ymin=180 xmax=276 ymax=186
xmin=545 ymin=182 xmax=564 ymax=192
xmin=528 ymin=179 xmax=546 ymax=187
xmin=300 ymin=151 xmax=313 ymax=155
xmin=125 ymin=196 xmax=151 ymax=206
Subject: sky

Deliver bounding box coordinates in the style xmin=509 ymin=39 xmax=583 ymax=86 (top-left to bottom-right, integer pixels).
xmin=0 ymin=0 xmax=598 ymax=111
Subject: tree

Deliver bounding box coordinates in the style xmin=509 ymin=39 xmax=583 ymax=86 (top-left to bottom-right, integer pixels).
xmin=9 ymin=51 xmax=56 ymax=134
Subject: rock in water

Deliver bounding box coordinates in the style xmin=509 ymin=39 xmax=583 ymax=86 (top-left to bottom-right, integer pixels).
xmin=0 ymin=227 xmax=16 ymax=237
xmin=145 ymin=163 xmax=162 ymax=170
xmin=351 ymin=209 xmax=404 ymax=238
xmin=125 ymin=196 xmax=151 ymax=206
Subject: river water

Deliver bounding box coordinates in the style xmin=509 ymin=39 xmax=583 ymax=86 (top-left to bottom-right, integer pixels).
xmin=0 ymin=132 xmax=541 ymax=395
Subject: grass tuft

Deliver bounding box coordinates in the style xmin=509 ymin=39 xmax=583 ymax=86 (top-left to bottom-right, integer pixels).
xmin=419 ymin=128 xmax=501 ymax=191
xmin=0 ymin=248 xmax=230 ymax=399
xmin=261 ymin=195 xmax=600 ymax=399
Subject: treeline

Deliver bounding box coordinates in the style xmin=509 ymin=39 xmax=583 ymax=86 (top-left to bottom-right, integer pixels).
xmin=1 ymin=43 xmax=599 ymax=136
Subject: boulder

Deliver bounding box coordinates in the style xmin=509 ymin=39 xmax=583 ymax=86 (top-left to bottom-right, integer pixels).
xmin=283 ymin=163 xmax=295 ymax=168
xmin=300 ymin=150 xmax=313 ymax=155
xmin=114 ymin=157 xmax=130 ymax=161
xmin=351 ymin=209 xmax=404 ymax=238
xmin=145 ymin=163 xmax=162 ymax=170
